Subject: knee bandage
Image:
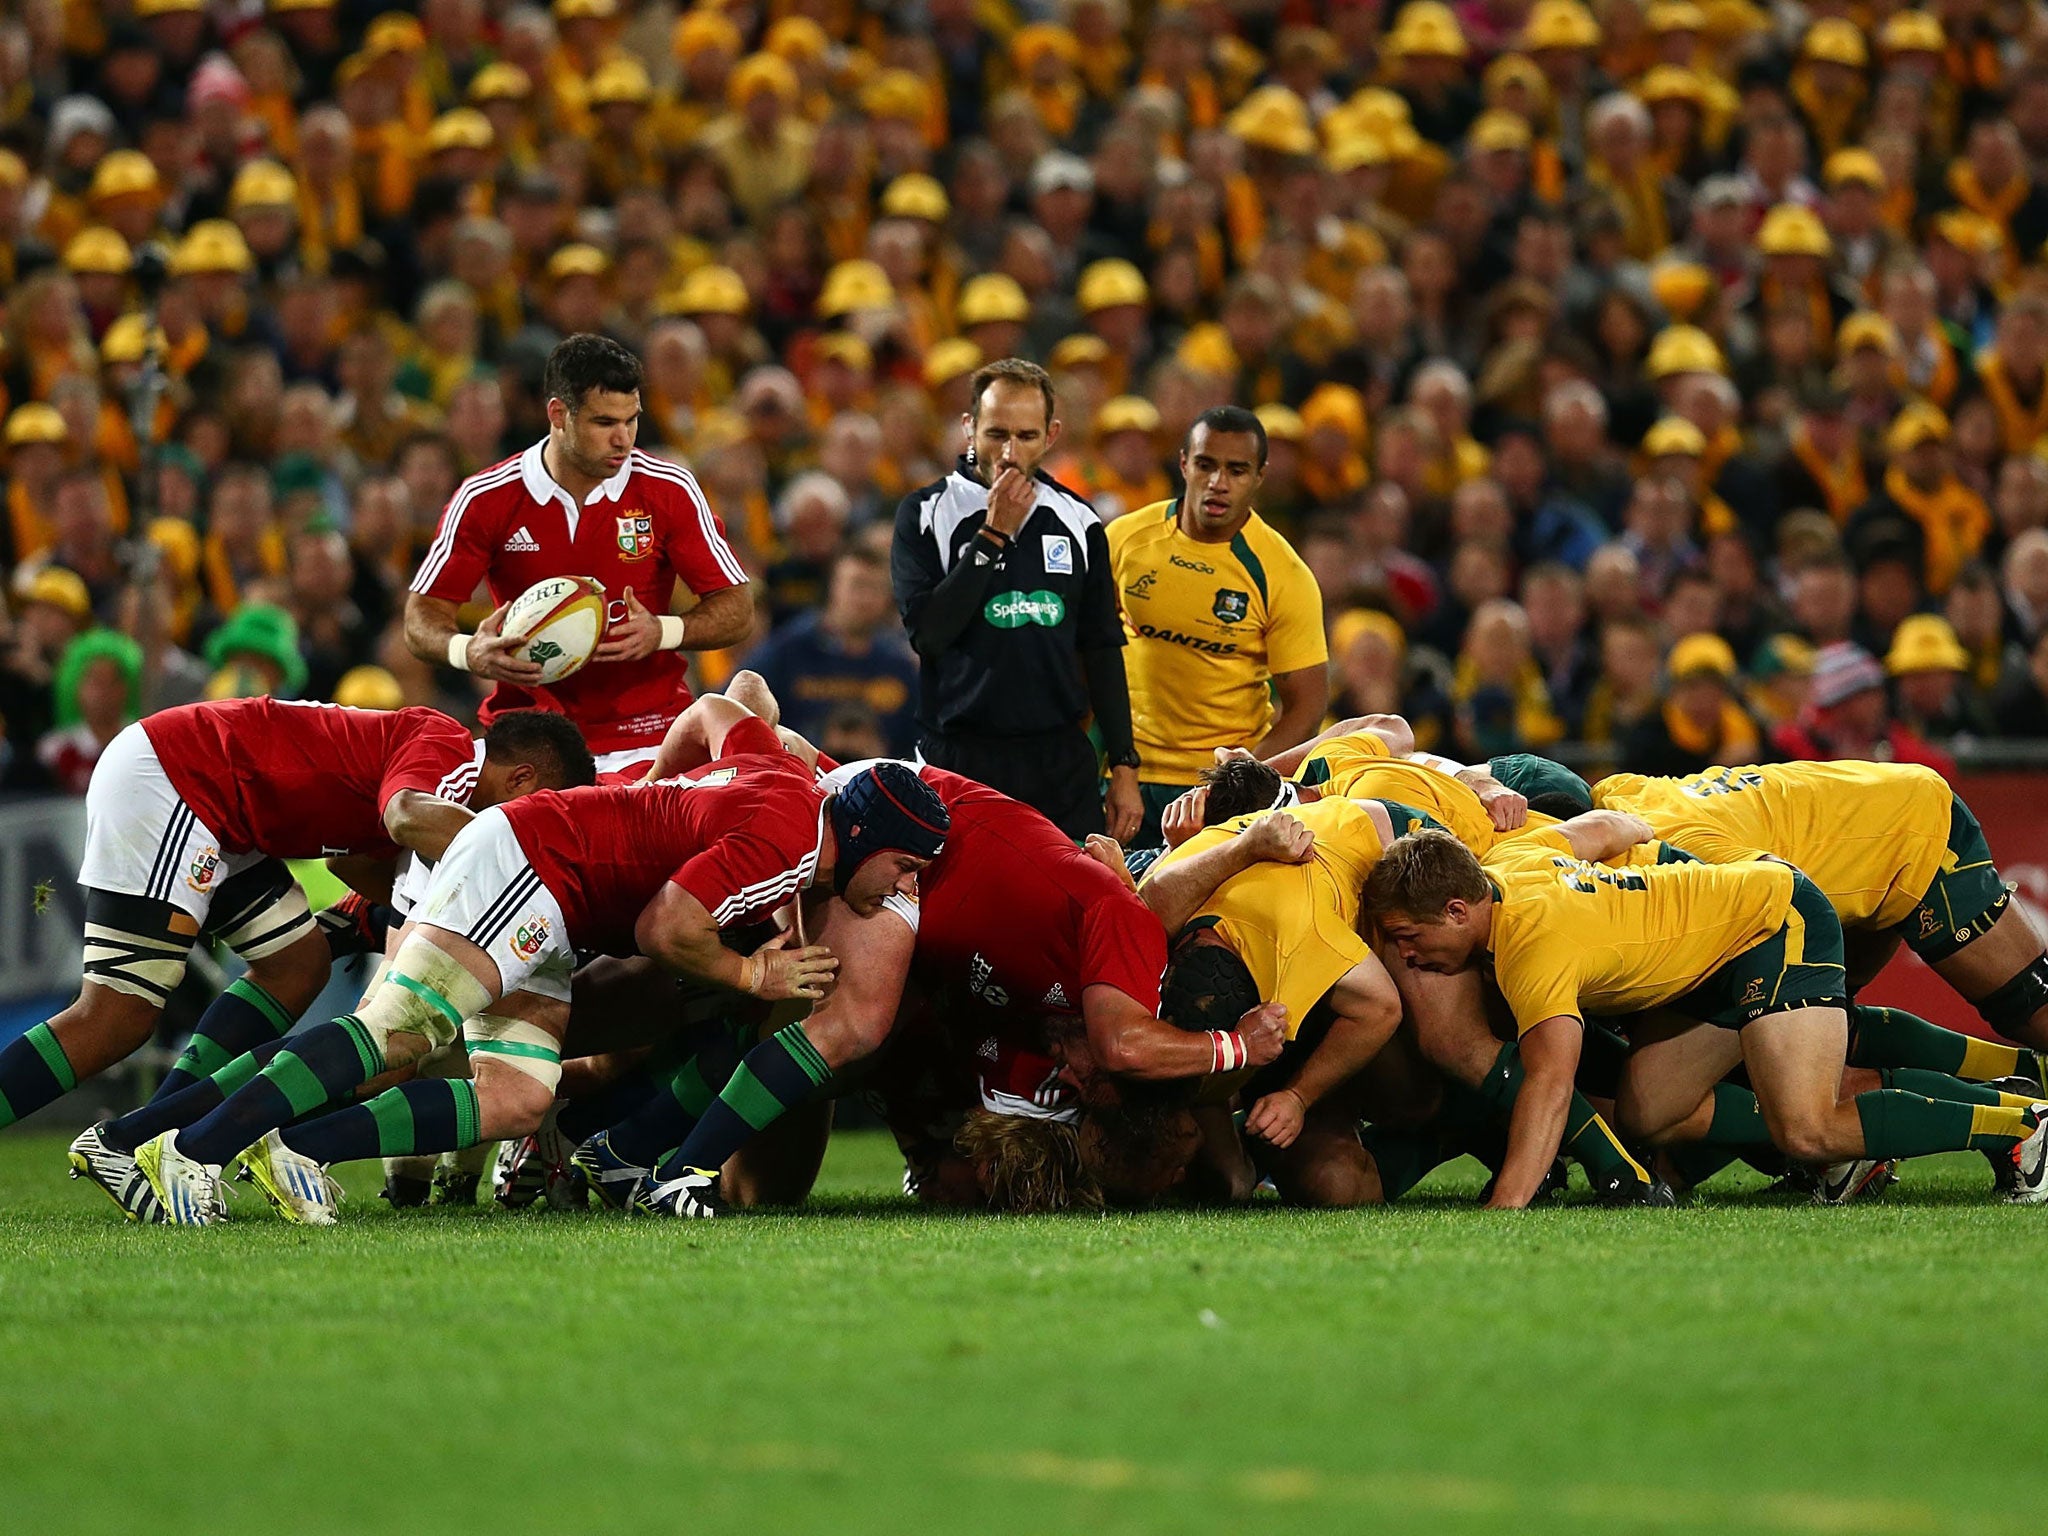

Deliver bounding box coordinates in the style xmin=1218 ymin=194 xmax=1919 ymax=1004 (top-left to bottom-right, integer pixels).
xmin=80 ymin=890 xmax=191 ymax=1005
xmin=1977 ymin=955 xmax=2048 ymax=1039
xmin=352 ymin=936 xmax=493 ymax=1057
xmin=212 ymin=880 xmax=315 ymax=962
xmin=464 ymin=1014 xmax=563 ymax=1093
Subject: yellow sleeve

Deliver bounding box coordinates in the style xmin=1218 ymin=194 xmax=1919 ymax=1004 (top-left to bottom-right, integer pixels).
xmin=1496 ymin=921 xmax=1586 ymax=1034
xmin=1263 ymin=543 xmax=1329 ymax=674
xmin=1296 ymin=732 xmax=1388 ymax=788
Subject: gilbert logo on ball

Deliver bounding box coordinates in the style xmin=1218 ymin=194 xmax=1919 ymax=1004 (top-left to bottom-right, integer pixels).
xmin=502 ymin=575 xmax=607 ymax=684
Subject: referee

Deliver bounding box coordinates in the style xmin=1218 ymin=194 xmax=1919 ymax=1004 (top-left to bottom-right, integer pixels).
xmin=891 ymin=359 xmax=1142 ymax=842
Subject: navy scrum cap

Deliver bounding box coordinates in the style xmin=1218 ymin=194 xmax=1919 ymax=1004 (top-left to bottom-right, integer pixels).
xmin=829 ymin=761 xmax=950 ymax=891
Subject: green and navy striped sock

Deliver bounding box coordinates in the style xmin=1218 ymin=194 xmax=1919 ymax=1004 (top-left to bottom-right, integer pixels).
xmin=654 ymin=1025 xmax=832 ymax=1181
xmin=151 ymin=978 xmax=297 ymax=1101
xmin=282 ymin=1080 xmax=484 ymax=1164
xmin=0 ymin=1023 xmax=77 ymax=1129
xmin=179 ymin=1015 xmax=383 ymax=1166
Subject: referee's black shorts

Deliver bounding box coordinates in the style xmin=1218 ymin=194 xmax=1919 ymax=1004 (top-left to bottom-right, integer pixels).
xmin=917 ymin=727 xmax=1103 ymax=842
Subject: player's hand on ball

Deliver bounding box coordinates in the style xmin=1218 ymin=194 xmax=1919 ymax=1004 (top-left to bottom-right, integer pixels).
xmin=1237 ymin=1002 xmax=1288 ymax=1066
xmin=593 ymin=587 xmax=662 ymax=664
xmin=465 ymin=602 xmax=547 ymax=685
xmin=1245 ymin=1088 xmax=1306 ymax=1148
xmin=755 ymin=930 xmax=839 ymax=1001
xmin=1478 ymin=782 xmax=1528 ymax=831
xmin=1243 ymin=810 xmax=1314 ymax=865
xmin=1160 ymin=786 xmax=1207 ymax=848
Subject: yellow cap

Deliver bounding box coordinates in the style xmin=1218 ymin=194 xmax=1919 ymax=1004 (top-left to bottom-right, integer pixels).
xmin=1326 ymin=133 xmax=1392 ymax=173
xmin=1176 ymin=322 xmax=1240 ymax=378
xmin=1255 ymin=403 xmax=1306 ymax=444
xmin=1331 ymin=607 xmax=1407 ymax=659
xmin=880 ymin=173 xmax=949 ymax=222
xmin=365 ymin=10 xmax=425 ymax=53
xmin=674 ymin=263 xmax=749 ymax=316
xmin=815 ymin=331 xmax=874 ymax=371
xmin=469 ymin=62 xmax=533 ymax=102
xmin=554 ymin=0 xmax=618 ymax=18
xmin=1387 ymin=1 xmax=1469 ymax=58
xmin=1824 ymin=148 xmax=1886 ymax=191
xmin=1668 ymin=631 xmax=1738 ymax=680
xmin=101 ymin=313 xmax=166 ymax=365
xmin=6 ymin=404 xmax=68 ymax=446
xmin=145 ymin=517 xmax=200 ymax=582
xmin=1012 ymin=23 xmax=1081 ymax=71
xmin=765 ymin=15 xmax=830 ymax=61
xmin=19 ymin=566 xmax=91 ymax=621
xmin=1637 ymin=65 xmax=1707 ymax=107
xmin=1077 ymin=258 xmax=1149 ymax=314
xmin=730 ymin=52 xmax=800 ymax=108
xmin=1802 ymin=17 xmax=1868 ymax=67
xmin=229 ymin=158 xmax=298 ymax=211
xmin=269 ymin=0 xmax=339 ymax=12
xmin=1300 ymin=382 xmax=1369 ymax=444
xmin=1703 ymin=0 xmax=1770 ymax=36
xmin=1226 ymin=86 xmax=1317 ymax=156
xmin=1096 ymin=396 xmax=1161 ymax=436
xmin=817 ymin=259 xmax=894 ymax=317
xmin=90 ymin=149 xmax=161 ymax=203
xmin=955 ymin=273 xmax=1031 ymax=328
xmin=1880 ymin=10 xmax=1945 ymax=53
xmin=334 ymin=665 xmax=407 ymax=710
xmin=674 ymin=8 xmax=742 ymax=59
xmin=427 ymin=108 xmax=495 ymax=151
xmin=1757 ymin=202 xmax=1832 ymax=258
xmin=545 ymin=243 xmax=610 ymax=281
xmin=1838 ymin=311 xmax=1901 ymax=355
xmin=1645 ymin=1 xmax=1706 ymax=32
xmin=1468 ymin=110 xmax=1532 ymax=154
xmin=1643 ymin=415 xmax=1707 ymax=456
xmin=923 ymin=338 xmax=982 ymax=388
xmin=1049 ymin=334 xmax=1111 ymax=371
xmin=171 ymin=220 xmax=254 ymax=276
xmin=63 ymin=226 xmax=133 ymax=275
xmin=1484 ymin=53 xmax=1550 ymax=104
xmin=1649 ymin=259 xmax=1715 ymax=320
xmin=588 ymin=58 xmax=653 ymax=106
xmin=1646 ymin=323 xmax=1727 ymax=378
xmin=135 ymin=0 xmax=203 ymax=14
xmin=1887 ymin=401 xmax=1950 ymax=453
xmin=1885 ymin=613 xmax=1971 ymax=675
xmin=858 ymin=68 xmax=932 ymax=122
xmin=1521 ymin=0 xmax=1601 ymax=51
xmin=1935 ymin=208 xmax=2004 ymax=255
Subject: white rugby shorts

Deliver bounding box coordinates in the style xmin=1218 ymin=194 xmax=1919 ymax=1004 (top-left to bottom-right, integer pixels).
xmin=411 ymin=805 xmax=576 ymax=1002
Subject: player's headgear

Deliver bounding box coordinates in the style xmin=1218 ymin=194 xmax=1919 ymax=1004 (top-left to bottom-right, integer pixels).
xmin=1488 ymin=753 xmax=1593 ymax=815
xmin=827 ymin=762 xmax=949 ymax=894
xmin=1160 ymin=934 xmax=1261 ymax=1032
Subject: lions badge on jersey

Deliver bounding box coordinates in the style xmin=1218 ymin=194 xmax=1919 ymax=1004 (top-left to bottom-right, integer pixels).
xmin=615 ymin=512 xmax=654 ymax=561
xmin=1212 ymin=588 xmax=1250 ymax=624
xmin=1041 ymin=534 xmax=1073 ymax=575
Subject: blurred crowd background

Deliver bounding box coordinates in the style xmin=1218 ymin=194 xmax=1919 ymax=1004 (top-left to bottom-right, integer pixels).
xmin=7 ymin=0 xmax=2048 ymax=795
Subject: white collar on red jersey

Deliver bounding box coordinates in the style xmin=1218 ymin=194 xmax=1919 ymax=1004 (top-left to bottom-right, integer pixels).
xmin=518 ymin=439 xmax=636 ymax=538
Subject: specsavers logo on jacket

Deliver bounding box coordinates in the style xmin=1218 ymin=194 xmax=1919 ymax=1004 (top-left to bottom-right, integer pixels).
xmin=984 ymin=590 xmax=1066 ymax=628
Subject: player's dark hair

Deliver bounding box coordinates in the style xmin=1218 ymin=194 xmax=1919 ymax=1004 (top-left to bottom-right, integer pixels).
xmin=967 ymin=357 xmax=1055 ymax=426
xmin=1187 ymin=406 xmax=1268 ymax=469
xmin=1196 ymin=757 xmax=1285 ymax=825
xmin=544 ymin=333 xmax=643 ymax=414
xmin=1528 ymin=792 xmax=1593 ymax=820
xmin=1159 ymin=933 xmax=1261 ymax=1031
xmin=482 ymin=709 xmax=596 ymax=788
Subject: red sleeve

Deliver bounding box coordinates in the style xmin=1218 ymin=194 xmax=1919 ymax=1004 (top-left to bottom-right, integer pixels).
xmin=376 ymin=712 xmax=480 ymax=813
xmin=1079 ymin=892 xmax=1169 ymax=1013
xmin=716 ymin=716 xmax=786 ymax=761
xmin=661 ymin=473 xmax=747 ymax=596
xmin=411 ymin=474 xmax=505 ymax=600
xmin=672 ymin=830 xmax=814 ymax=928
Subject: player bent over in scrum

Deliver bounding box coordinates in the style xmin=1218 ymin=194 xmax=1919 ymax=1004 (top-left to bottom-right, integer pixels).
xmin=133 ymin=700 xmax=943 ymax=1223
xmin=1366 ymin=828 xmax=2048 ymax=1206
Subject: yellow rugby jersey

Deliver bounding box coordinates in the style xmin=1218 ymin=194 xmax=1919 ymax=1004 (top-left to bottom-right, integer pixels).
xmin=1483 ymin=830 xmax=1794 ymax=1034
xmin=1299 ymin=734 xmax=1504 ymax=852
xmin=1145 ymin=796 xmax=1383 ymax=1036
xmin=1592 ymin=762 xmax=1952 ymax=930
xmin=1109 ymin=502 xmax=1327 ymax=784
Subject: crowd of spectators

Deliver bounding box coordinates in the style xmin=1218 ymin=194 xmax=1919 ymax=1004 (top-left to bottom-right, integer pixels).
xmin=6 ymin=0 xmax=2048 ymax=795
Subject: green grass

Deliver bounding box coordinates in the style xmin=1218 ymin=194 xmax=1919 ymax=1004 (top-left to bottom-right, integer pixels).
xmin=1 ymin=1131 xmax=2039 ymax=1536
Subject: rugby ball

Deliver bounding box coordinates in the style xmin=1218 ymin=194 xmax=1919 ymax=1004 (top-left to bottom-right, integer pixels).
xmin=502 ymin=575 xmax=606 ymax=684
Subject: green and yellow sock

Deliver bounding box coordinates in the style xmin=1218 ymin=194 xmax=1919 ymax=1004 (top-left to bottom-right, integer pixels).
xmin=1855 ymin=1092 xmax=2037 ymax=1158
xmin=1850 ymin=1004 xmax=2042 ymax=1088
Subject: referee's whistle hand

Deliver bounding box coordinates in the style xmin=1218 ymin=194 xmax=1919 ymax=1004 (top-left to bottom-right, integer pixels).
xmin=986 ymin=465 xmax=1034 ymax=536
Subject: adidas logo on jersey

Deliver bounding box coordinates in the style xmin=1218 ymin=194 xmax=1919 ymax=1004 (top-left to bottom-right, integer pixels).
xmin=976 ymin=1037 xmax=999 ymax=1062
xmin=1042 ymin=983 xmax=1069 ymax=1008
xmin=503 ymin=525 xmax=541 ymax=552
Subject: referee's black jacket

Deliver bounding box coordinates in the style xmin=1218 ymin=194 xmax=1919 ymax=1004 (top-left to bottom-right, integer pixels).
xmin=890 ymin=457 xmax=1135 ymax=754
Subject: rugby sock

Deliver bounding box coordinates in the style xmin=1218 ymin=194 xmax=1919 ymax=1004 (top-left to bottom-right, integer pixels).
xmin=606 ymin=1031 xmax=745 ymax=1167
xmin=554 ymin=1070 xmax=664 ymax=1146
xmin=0 ymin=1023 xmax=77 ymax=1129
xmin=1849 ymin=1004 xmax=2041 ymax=1086
xmin=102 ymin=1039 xmax=286 ymax=1152
xmin=655 ymin=1024 xmax=832 ymax=1180
xmin=151 ymin=978 xmax=296 ymax=1099
xmin=177 ymin=1015 xmax=383 ymax=1167
xmin=1357 ymin=1124 xmax=1445 ymax=1202
xmin=1472 ymin=1041 xmax=1652 ymax=1193
xmin=1695 ymin=1082 xmax=1771 ymax=1146
xmin=1878 ymin=1067 xmax=2040 ymax=1109
xmin=1854 ymin=1092 xmax=2037 ymax=1158
xmin=281 ymin=1080 xmax=483 ymax=1164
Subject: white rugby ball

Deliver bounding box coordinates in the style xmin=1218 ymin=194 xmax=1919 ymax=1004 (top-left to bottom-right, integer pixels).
xmin=502 ymin=575 xmax=606 ymax=684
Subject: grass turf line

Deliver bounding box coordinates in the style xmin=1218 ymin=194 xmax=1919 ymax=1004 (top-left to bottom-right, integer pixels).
xmin=1 ymin=1131 xmax=2042 ymax=1536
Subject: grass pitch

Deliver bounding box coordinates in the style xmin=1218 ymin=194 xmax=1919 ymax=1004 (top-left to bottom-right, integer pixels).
xmin=1 ymin=1131 xmax=2040 ymax=1536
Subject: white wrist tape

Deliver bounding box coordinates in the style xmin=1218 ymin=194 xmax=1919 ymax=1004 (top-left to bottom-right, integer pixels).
xmin=657 ymin=615 xmax=687 ymax=650
xmin=446 ymin=634 xmax=473 ymax=672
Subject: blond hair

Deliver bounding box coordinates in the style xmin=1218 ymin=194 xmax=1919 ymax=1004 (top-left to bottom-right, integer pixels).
xmin=1363 ymin=827 xmax=1489 ymax=921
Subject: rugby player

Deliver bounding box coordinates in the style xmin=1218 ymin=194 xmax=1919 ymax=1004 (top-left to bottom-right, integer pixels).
xmin=1365 ymin=828 xmax=2048 ymax=1207
xmin=406 ymin=333 xmax=753 ymax=776
xmin=132 ymin=699 xmax=945 ymax=1223
xmin=20 ymin=699 xmax=590 ymax=1209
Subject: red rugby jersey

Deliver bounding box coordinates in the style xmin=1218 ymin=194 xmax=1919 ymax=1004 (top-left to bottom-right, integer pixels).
xmin=411 ymin=442 xmax=747 ymax=753
xmin=141 ymin=699 xmax=479 ymax=859
xmin=499 ymin=717 xmax=824 ymax=953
